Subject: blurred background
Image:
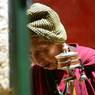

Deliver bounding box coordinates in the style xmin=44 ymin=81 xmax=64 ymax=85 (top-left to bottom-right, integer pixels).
xmin=0 ymin=0 xmax=9 ymax=89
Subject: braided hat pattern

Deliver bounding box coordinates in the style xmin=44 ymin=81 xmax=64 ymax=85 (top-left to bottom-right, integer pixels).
xmin=27 ymin=3 xmax=67 ymax=43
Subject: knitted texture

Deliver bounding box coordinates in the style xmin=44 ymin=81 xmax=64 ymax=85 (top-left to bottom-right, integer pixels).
xmin=27 ymin=3 xmax=67 ymax=43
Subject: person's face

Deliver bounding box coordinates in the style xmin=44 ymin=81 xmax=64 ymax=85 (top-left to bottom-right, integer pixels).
xmin=30 ymin=36 xmax=63 ymax=70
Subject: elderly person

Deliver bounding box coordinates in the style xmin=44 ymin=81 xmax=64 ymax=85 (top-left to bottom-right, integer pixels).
xmin=27 ymin=3 xmax=95 ymax=95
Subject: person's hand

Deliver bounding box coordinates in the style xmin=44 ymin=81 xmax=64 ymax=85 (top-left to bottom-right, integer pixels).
xmin=27 ymin=3 xmax=67 ymax=43
xmin=55 ymin=51 xmax=80 ymax=70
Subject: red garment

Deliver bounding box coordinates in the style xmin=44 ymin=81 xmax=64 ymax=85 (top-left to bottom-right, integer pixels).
xmin=31 ymin=44 xmax=95 ymax=95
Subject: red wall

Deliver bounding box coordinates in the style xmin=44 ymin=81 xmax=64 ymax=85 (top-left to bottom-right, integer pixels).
xmin=33 ymin=0 xmax=95 ymax=49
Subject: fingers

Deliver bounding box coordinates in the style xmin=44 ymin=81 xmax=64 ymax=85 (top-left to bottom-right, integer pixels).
xmin=57 ymin=58 xmax=71 ymax=68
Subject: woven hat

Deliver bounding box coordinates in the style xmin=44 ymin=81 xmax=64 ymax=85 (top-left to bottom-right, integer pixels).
xmin=27 ymin=3 xmax=67 ymax=43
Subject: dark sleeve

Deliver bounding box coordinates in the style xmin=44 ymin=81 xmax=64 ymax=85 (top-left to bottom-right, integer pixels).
xmin=31 ymin=65 xmax=59 ymax=95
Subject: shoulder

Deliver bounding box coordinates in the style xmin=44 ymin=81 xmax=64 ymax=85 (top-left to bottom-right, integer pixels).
xmin=76 ymin=44 xmax=95 ymax=66
xmin=69 ymin=43 xmax=95 ymax=64
xmin=69 ymin=43 xmax=95 ymax=54
xmin=76 ymin=44 xmax=95 ymax=55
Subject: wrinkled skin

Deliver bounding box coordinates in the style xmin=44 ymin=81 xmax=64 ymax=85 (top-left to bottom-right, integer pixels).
xmin=30 ymin=36 xmax=63 ymax=70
